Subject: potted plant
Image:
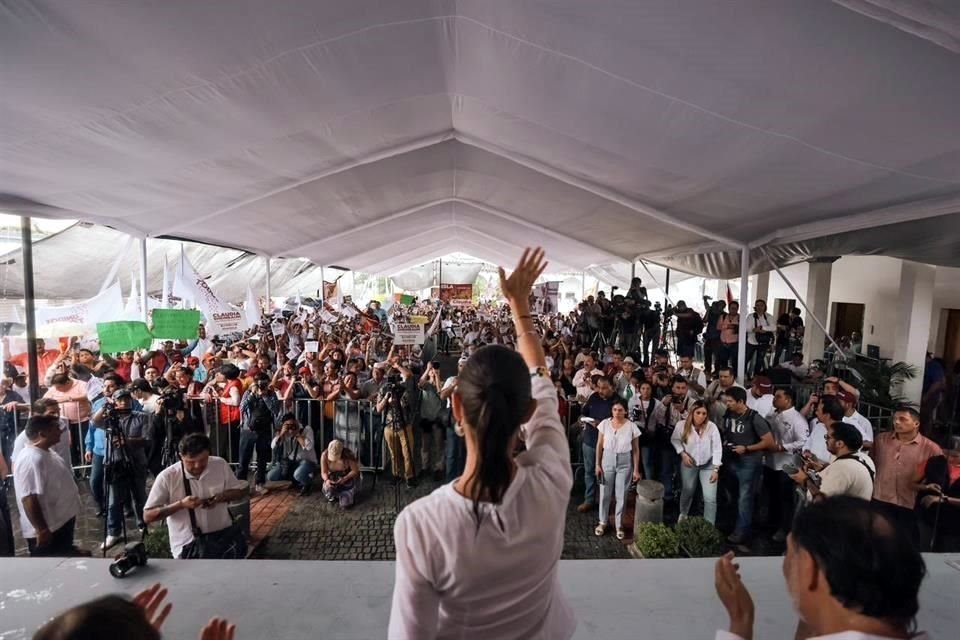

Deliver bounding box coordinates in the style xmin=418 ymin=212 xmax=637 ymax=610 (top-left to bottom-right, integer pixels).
xmin=844 ymin=359 xmax=918 ymax=409
xmin=633 ymin=522 xmax=679 ymax=559
xmin=142 ymin=523 xmax=173 ymax=559
xmin=675 ymin=516 xmax=723 ymax=558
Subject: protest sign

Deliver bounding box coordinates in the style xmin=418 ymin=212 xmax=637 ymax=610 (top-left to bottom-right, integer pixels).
xmin=409 ymin=315 xmax=429 ymax=325
xmin=151 ymin=309 xmax=201 ymax=340
xmin=271 ymin=321 xmax=285 ymax=337
xmin=96 ymin=321 xmax=154 ymax=353
xmin=304 ymin=340 xmax=319 ymax=353
xmin=173 ymin=254 xmax=248 ymax=335
xmin=394 ymin=323 xmax=425 ymax=346
xmin=35 ymin=283 xmax=124 ymax=338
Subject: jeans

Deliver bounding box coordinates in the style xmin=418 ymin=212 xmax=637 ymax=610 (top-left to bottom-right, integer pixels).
xmin=89 ymin=454 xmax=105 ymax=512
xmin=718 ymin=343 xmax=738 ymax=373
xmin=237 ymin=429 xmax=272 ymax=485
xmin=728 ymin=455 xmax=762 ymax=537
xmin=746 ymin=343 xmax=768 ymax=376
xmin=582 ymin=443 xmax=597 ymax=505
xmin=107 ymin=468 xmax=147 ymax=536
xmin=653 ymin=443 xmax=678 ymax=498
xmin=68 ymin=421 xmax=89 ymax=470
xmin=680 ymin=461 xmax=718 ymax=524
xmin=267 ymin=459 xmax=318 ymax=487
xmin=703 ymin=338 xmax=720 ymax=376
xmin=419 ymin=421 xmax=444 ymax=473
xmin=445 ymin=425 xmax=466 ymax=482
xmin=598 ymin=451 xmax=632 ymax=529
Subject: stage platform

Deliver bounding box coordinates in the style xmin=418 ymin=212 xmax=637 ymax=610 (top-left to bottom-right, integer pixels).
xmin=2 ymin=556 xmax=958 ymax=639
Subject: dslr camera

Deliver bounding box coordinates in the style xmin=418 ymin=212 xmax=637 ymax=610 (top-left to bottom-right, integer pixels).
xmin=109 ymin=541 xmax=147 ymax=579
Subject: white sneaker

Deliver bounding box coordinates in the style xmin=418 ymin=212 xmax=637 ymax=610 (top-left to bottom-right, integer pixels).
xmin=100 ymin=535 xmax=121 ymax=551
xmin=253 ymin=484 xmax=267 ymax=496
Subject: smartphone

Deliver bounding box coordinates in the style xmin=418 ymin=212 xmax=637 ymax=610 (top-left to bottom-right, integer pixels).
xmin=782 ymin=463 xmax=799 ymax=475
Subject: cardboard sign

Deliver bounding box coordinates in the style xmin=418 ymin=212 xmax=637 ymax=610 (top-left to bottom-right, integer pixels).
xmin=271 ymin=321 xmax=285 ymax=337
xmin=96 ymin=321 xmax=154 ymax=353
xmin=394 ymin=322 xmax=425 ymax=346
xmin=304 ymin=340 xmax=319 ymax=353
xmin=151 ymin=309 xmax=201 ymax=340
xmin=319 ymin=309 xmax=337 ymax=323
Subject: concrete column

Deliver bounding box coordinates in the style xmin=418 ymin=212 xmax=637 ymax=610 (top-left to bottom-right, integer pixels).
xmin=753 ymin=271 xmax=770 ymax=306
xmin=893 ymin=261 xmax=936 ymax=404
xmin=802 ymin=260 xmax=834 ymax=365
xmin=737 ymin=247 xmax=750 ymax=383
xmin=138 ymin=237 xmax=148 ymax=322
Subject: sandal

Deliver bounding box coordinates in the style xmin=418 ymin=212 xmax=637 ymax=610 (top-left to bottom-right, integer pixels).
xmin=594 ymin=523 xmax=607 ymax=537
xmin=616 ymin=529 xmax=625 ymax=540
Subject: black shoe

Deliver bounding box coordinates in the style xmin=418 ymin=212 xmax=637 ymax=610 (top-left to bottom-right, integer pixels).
xmin=298 ymin=485 xmax=311 ymax=497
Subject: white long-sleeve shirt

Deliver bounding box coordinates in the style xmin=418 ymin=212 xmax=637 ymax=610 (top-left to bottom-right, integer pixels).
xmin=670 ymin=420 xmax=723 ymax=467
xmin=717 ymin=629 xmax=927 ymax=639
xmin=388 ymin=375 xmax=575 ymax=640
xmin=767 ymin=407 xmax=810 ymax=470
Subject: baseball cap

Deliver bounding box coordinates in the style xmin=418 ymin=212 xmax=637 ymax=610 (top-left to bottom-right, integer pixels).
xmin=752 ymin=376 xmax=773 ymax=393
xmin=623 ymin=356 xmax=637 ymax=365
xmin=837 ymin=388 xmax=856 ymax=404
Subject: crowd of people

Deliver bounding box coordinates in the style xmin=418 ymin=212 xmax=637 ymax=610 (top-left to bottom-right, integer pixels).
xmin=4 ymin=248 xmax=944 ymax=639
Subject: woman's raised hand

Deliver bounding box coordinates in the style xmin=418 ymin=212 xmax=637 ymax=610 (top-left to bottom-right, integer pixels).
xmin=499 ymin=248 xmax=548 ymax=309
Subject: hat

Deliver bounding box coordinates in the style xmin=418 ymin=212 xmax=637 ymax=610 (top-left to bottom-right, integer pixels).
xmin=298 ymin=366 xmax=311 ymax=376
xmin=837 ymin=388 xmax=856 ymax=404
xmin=186 ymin=356 xmax=200 ymax=367
xmin=129 ymin=379 xmax=152 ymax=393
xmin=112 ymin=388 xmax=133 ymax=400
xmin=752 ymin=376 xmax=773 ymax=393
xmin=622 ymin=356 xmax=637 ymax=366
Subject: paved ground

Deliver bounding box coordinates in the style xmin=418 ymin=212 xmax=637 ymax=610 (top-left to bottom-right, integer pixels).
xmin=4 ymin=469 xmax=782 ymax=561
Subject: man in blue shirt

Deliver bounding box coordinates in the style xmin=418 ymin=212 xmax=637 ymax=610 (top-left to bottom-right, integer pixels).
xmin=577 ymin=376 xmax=617 ymax=513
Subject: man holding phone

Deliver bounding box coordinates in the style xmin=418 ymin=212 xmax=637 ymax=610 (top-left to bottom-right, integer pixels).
xmin=417 ymin=361 xmax=446 ymax=482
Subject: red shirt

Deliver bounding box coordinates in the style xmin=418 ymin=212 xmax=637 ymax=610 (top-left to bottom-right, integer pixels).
xmin=218 ymin=379 xmax=243 ymax=425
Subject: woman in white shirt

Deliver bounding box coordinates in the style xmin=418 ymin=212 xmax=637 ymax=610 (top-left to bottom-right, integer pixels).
xmin=671 ymin=400 xmax=723 ymax=524
xmin=389 ymin=248 xmax=575 ymax=640
xmin=594 ymin=399 xmax=642 ymax=540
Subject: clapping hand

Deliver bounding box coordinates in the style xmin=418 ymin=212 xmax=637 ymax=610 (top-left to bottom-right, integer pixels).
xmin=715 ymin=552 xmax=754 ymax=640
xmin=499 ymin=248 xmax=547 ymax=307
xmin=132 ymin=583 xmax=173 ymax=632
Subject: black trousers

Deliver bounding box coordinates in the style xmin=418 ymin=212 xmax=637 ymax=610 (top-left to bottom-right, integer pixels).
xmin=872 ymin=499 xmax=920 ymax=548
xmin=27 ymin=517 xmax=77 ymax=557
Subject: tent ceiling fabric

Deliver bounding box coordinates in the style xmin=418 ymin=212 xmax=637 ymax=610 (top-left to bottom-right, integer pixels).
xmin=0 ymin=224 xmax=323 ymax=302
xmin=2 ymin=1 xmax=959 ymax=278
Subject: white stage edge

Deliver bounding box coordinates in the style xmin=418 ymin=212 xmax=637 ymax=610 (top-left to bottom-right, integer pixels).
xmin=1 ymin=556 xmax=958 ymax=639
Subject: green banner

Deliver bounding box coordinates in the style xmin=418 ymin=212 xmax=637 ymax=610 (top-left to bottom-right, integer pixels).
xmin=151 ymin=309 xmax=201 ymax=340
xmin=96 ymin=321 xmax=154 ymax=353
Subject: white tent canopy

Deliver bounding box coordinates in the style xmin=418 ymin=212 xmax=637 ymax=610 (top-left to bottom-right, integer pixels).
xmin=2 ymin=1 xmax=960 ymax=279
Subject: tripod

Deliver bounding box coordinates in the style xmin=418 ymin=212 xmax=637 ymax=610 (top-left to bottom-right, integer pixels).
xmin=101 ymin=413 xmax=137 ymax=557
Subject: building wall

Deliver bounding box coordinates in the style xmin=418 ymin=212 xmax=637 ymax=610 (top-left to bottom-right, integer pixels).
xmin=764 ymin=257 xmax=960 ymax=362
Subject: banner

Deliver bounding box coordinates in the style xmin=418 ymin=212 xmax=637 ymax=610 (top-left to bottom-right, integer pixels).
xmin=433 ymin=284 xmax=473 ymax=307
xmin=97 ymin=321 xmax=154 ymax=353
xmin=409 ymin=315 xmax=429 ymax=325
xmin=531 ymin=281 xmax=560 ymax=315
xmin=394 ymin=322 xmax=425 ymax=346
xmin=34 ymin=282 xmax=124 ymax=338
xmin=244 ymin=286 xmax=260 ymax=329
xmin=151 ymin=309 xmax=201 ymax=340
xmin=173 ymin=254 xmax=248 ymax=335
xmin=393 ymin=293 xmax=416 ymax=305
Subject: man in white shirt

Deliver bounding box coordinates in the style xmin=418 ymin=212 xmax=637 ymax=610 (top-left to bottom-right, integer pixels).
xmin=714 ymin=496 xmax=927 ymax=640
xmin=143 ymin=433 xmax=248 ymax=559
xmin=676 ymin=354 xmax=707 ymax=398
xmin=745 ymin=299 xmax=774 ymax=376
xmin=837 ymin=388 xmax=874 ymax=451
xmin=782 ymin=351 xmax=809 ymax=381
xmin=790 ymin=421 xmax=874 ymax=503
xmin=13 ymin=414 xmax=83 ymax=556
xmin=744 ymin=376 xmax=775 ymax=420
xmin=12 ymin=399 xmax=72 ymax=472
xmin=572 ymin=353 xmax=603 ymax=402
xmin=802 ymin=396 xmax=845 ymax=465
xmin=765 ymin=387 xmax=810 ymax=542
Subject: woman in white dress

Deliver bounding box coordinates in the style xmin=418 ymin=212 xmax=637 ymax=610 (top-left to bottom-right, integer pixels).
xmin=594 ymin=399 xmax=642 ymax=540
xmin=388 ymin=248 xmax=575 ymax=640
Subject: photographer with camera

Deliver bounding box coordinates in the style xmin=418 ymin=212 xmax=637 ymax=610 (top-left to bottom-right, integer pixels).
xmin=702 ymin=299 xmax=725 ymax=377
xmin=790 ymin=419 xmax=874 ymax=502
xmin=100 ymin=388 xmax=152 ymax=550
xmin=267 ymin=413 xmax=318 ymax=495
xmin=377 ymin=360 xmax=418 ymax=489
xmin=672 ymin=300 xmax=703 ymax=359
xmin=720 ymin=387 xmax=775 ymax=549
xmin=149 ymin=385 xmax=204 ymax=478
xmin=648 ymin=349 xmax=675 ymax=400
xmin=746 ymin=299 xmax=774 ymax=377
xmin=237 ymin=373 xmax=281 ymax=495
xmin=144 ymin=433 xmax=249 ymax=559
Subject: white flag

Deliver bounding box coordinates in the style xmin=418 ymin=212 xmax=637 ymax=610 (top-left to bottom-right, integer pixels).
xmin=173 ymin=253 xmax=247 ymax=335
xmin=122 ymin=272 xmax=140 ymax=320
xmin=160 ymin=255 xmax=170 ymax=309
xmin=244 ymin=286 xmax=260 ymax=329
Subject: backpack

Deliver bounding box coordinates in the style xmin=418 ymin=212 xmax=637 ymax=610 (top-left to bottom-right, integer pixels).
xmin=248 ymin=395 xmax=274 ymax=434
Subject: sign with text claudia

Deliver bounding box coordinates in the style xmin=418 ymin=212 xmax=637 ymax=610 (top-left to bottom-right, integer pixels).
xmin=433 ymin=284 xmax=473 ymax=307
xmin=394 ymin=323 xmax=425 ymax=346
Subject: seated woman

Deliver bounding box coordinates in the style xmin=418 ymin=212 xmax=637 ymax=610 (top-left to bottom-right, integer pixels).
xmin=388 ymin=248 xmax=575 ymax=640
xmin=321 ymin=439 xmax=360 ymax=508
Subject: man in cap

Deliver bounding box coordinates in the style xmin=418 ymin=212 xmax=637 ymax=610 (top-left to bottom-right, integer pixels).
xmin=614 ymin=356 xmax=638 ymax=401
xmin=746 ymin=376 xmax=775 ymax=420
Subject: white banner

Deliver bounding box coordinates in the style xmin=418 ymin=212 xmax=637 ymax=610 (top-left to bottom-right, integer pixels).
xmin=173 ymin=254 xmax=248 ymax=335
xmin=394 ymin=322 xmax=425 ymax=346
xmin=34 ymin=282 xmax=124 ymax=338
xmin=244 ymin=286 xmax=260 ymax=329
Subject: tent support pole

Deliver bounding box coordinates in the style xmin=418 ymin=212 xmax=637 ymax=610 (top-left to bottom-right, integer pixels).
xmin=21 ymin=217 xmax=39 ymax=401
xmin=737 ymin=247 xmax=750 ymax=383
xmin=138 ymin=237 xmax=148 ymax=322
xmin=264 ymin=257 xmax=272 ymax=313
xmin=630 ymin=261 xmax=636 ymax=282
xmin=637 ymin=260 xmax=674 ymax=307
xmin=758 ymin=247 xmax=844 ymax=357
xmin=320 ymin=266 xmax=325 ymax=305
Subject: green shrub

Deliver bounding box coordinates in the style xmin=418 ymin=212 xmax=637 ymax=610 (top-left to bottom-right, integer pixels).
xmin=634 ymin=522 xmax=679 ymax=559
xmin=675 ymin=516 xmax=723 ymax=557
xmin=142 ymin=523 xmax=173 ymax=559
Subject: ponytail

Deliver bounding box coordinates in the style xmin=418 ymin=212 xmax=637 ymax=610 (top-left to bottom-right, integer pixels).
xmin=457 ymin=346 xmax=532 ymax=529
